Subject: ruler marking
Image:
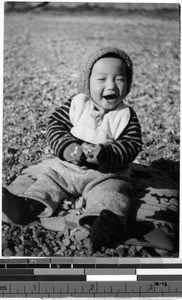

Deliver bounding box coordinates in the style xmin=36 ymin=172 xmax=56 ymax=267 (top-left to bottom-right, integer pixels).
xmin=2 ymin=279 xmax=182 ymax=296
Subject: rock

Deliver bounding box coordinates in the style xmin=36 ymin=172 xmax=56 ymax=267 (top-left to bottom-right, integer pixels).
xmin=136 ymin=245 xmax=143 ymax=252
xmin=75 ymin=229 xmax=89 ymax=241
xmin=62 ymin=237 xmax=71 ymax=247
xmin=63 ymin=200 xmax=72 ymax=210
xmin=56 ymin=250 xmax=64 ymax=256
xmin=70 ymin=245 xmax=77 ymax=250
xmin=65 ymin=213 xmax=79 ymax=228
xmin=128 ymin=245 xmax=136 ymax=257
xmin=33 ymin=248 xmax=42 ymax=256
xmin=75 ymin=196 xmax=84 ymax=209
xmin=43 ymin=246 xmax=51 ymax=256
xmin=93 ymin=251 xmax=105 ymax=257
xmin=76 ymin=244 xmax=82 ymax=251
xmin=155 ymin=248 xmax=169 ymax=257
xmin=2 ymin=237 xmax=9 ymax=249
xmin=83 ymin=238 xmax=92 ymax=249
xmin=116 ymin=245 xmax=125 ymax=257
xmin=40 ymin=216 xmax=66 ymax=232
xmin=3 ymin=248 xmax=13 ymax=256
xmin=69 ymin=209 xmax=78 ymax=215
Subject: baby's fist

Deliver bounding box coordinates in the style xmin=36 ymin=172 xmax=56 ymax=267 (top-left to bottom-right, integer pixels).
xmin=81 ymin=142 xmax=95 ymax=158
xmin=63 ymin=143 xmax=85 ymax=164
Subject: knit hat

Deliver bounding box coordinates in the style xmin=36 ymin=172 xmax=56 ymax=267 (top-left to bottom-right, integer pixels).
xmin=78 ymin=47 xmax=133 ymax=97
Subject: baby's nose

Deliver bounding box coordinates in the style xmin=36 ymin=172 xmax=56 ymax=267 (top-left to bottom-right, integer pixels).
xmin=106 ymin=79 xmax=115 ymax=90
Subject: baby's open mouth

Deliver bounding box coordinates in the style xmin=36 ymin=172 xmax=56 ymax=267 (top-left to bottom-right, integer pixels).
xmin=104 ymin=94 xmax=116 ymax=101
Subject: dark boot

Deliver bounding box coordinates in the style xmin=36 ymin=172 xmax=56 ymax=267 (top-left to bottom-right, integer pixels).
xmin=90 ymin=209 xmax=125 ymax=251
xmin=2 ymin=187 xmax=45 ymax=225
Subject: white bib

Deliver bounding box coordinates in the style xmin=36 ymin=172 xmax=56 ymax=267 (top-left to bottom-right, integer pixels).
xmin=69 ymin=93 xmax=130 ymax=144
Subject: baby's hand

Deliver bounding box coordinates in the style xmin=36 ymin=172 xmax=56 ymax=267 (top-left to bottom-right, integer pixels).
xmin=81 ymin=142 xmax=95 ymax=158
xmin=81 ymin=143 xmax=102 ymax=165
xmin=63 ymin=143 xmax=85 ymax=164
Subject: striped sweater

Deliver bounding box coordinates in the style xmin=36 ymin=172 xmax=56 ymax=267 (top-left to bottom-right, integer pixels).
xmin=47 ymin=96 xmax=143 ymax=171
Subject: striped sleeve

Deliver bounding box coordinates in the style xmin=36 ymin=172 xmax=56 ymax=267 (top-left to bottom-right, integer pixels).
xmin=46 ymin=98 xmax=81 ymax=159
xmin=97 ymin=107 xmax=143 ymax=170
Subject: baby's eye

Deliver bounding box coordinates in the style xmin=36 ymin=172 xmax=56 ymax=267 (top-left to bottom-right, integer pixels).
xmin=116 ymin=77 xmax=125 ymax=82
xmin=97 ymin=78 xmax=106 ymax=81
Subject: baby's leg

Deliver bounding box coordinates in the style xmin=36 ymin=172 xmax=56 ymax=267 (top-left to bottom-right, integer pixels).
xmin=2 ymin=158 xmax=80 ymax=225
xmin=81 ymin=177 xmax=132 ymax=250
xmin=81 ymin=177 xmax=132 ymax=224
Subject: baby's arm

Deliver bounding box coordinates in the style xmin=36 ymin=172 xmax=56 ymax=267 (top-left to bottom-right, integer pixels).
xmin=86 ymin=108 xmax=143 ymax=170
xmin=47 ymin=98 xmax=85 ymax=163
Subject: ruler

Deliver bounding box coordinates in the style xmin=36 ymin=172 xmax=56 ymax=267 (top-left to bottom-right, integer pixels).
xmin=0 ymin=258 xmax=182 ymax=297
xmin=0 ymin=281 xmax=182 ymax=297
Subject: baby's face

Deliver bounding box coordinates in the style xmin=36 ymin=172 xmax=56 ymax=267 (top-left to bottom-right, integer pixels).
xmin=90 ymin=57 xmax=127 ymax=111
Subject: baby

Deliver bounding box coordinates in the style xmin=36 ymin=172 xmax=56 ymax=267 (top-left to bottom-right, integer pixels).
xmin=3 ymin=47 xmax=143 ymax=251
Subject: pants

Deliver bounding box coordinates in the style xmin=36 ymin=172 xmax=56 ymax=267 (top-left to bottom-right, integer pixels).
xmin=8 ymin=156 xmax=132 ymax=226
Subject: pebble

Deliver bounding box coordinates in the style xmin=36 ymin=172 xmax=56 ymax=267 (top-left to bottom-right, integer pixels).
xmin=47 ymin=232 xmax=56 ymax=240
xmin=75 ymin=196 xmax=84 ymax=209
xmin=75 ymin=229 xmax=89 ymax=241
xmin=155 ymin=248 xmax=169 ymax=257
xmin=24 ymin=249 xmax=33 ymax=256
xmin=41 ymin=216 xmax=66 ymax=232
xmin=70 ymin=245 xmax=77 ymax=250
xmin=14 ymin=246 xmax=24 ymax=256
xmin=33 ymin=248 xmax=42 ymax=256
xmin=83 ymin=238 xmax=92 ymax=249
xmin=56 ymin=232 xmax=63 ymax=239
xmin=3 ymin=248 xmax=13 ymax=256
xmin=136 ymin=245 xmax=143 ymax=252
xmin=63 ymin=202 xmax=72 ymax=210
xmin=65 ymin=213 xmax=79 ymax=228
xmin=60 ymin=245 xmax=67 ymax=252
xmin=2 ymin=237 xmax=9 ymax=249
xmin=56 ymin=240 xmax=63 ymax=246
xmin=116 ymin=245 xmax=125 ymax=257
xmin=22 ymin=149 xmax=29 ymax=155
xmin=76 ymin=244 xmax=82 ymax=251
xmin=128 ymin=246 xmax=137 ymax=257
xmin=56 ymin=250 xmax=64 ymax=256
xmin=69 ymin=209 xmax=78 ymax=215
xmin=62 ymin=238 xmax=71 ymax=247
xmin=43 ymin=246 xmax=51 ymax=256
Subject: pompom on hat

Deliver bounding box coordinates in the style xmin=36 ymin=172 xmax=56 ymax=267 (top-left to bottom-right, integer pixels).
xmin=78 ymin=46 xmax=133 ymax=97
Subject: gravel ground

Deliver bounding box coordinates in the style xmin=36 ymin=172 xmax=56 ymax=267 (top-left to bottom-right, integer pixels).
xmin=2 ymin=9 xmax=180 ymax=257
